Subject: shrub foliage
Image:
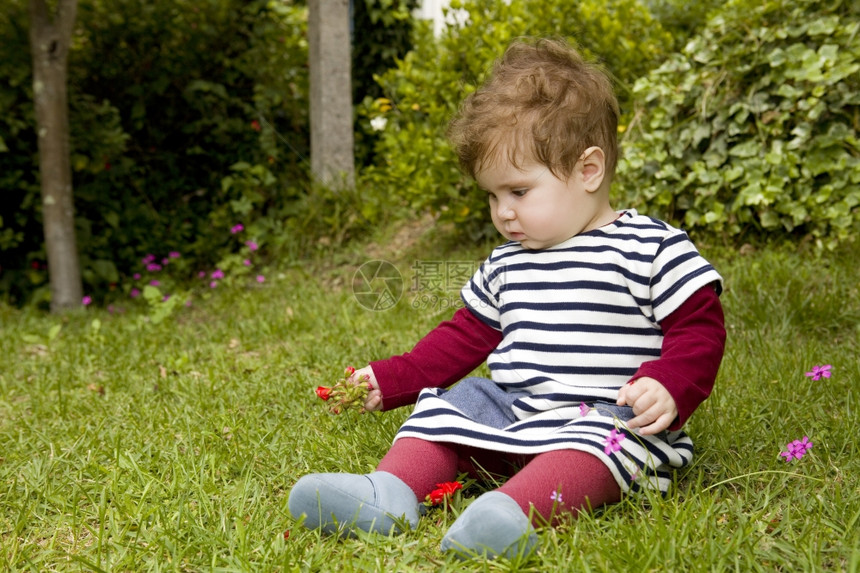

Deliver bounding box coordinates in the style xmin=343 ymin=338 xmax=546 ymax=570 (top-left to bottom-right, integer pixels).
xmin=1 ymin=0 xmax=310 ymax=304
xmin=1 ymin=0 xmax=417 ymax=305
xmin=616 ymin=0 xmax=860 ymax=246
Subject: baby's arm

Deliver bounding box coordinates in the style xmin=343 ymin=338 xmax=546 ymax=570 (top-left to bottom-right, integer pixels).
xmin=352 ymin=306 xmax=502 ymax=412
xmin=617 ymin=284 xmax=726 ymax=434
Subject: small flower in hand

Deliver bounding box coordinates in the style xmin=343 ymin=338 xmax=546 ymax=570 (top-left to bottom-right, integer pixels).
xmin=425 ymin=481 xmax=462 ymax=507
xmin=315 ymin=366 xmax=372 ymax=414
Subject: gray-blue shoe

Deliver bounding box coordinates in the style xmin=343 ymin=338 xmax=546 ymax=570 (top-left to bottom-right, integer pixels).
xmin=288 ymin=471 xmax=420 ymax=536
xmin=440 ymin=491 xmax=538 ymax=559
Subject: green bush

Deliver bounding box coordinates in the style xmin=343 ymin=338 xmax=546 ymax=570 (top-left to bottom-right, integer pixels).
xmin=616 ymin=0 xmax=860 ymax=247
xmin=0 ymin=0 xmax=310 ymax=305
xmin=357 ymin=0 xmax=673 ymax=239
xmin=644 ymin=0 xmax=727 ymax=49
xmin=0 ymin=1 xmax=44 ymax=301
xmin=2 ymin=0 xmax=424 ymax=306
xmin=73 ymin=0 xmax=312 ymax=276
xmin=352 ymin=0 xmax=419 ymax=168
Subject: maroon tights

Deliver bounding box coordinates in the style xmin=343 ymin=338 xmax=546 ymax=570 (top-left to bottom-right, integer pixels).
xmin=376 ymin=437 xmax=621 ymax=525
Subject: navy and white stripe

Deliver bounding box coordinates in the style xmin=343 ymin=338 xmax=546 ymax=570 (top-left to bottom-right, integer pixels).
xmin=394 ymin=210 xmax=722 ymax=493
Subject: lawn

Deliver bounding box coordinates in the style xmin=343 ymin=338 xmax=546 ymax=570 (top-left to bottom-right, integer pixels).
xmin=1 ymin=228 xmax=858 ymax=572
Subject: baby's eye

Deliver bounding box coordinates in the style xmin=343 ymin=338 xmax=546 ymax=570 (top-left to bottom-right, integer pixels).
xmin=511 ymin=189 xmax=528 ymax=197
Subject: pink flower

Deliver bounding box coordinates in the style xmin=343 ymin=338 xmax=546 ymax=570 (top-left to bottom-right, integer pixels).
xmin=198 ymin=271 xmax=206 ymax=279
xmin=245 ymin=241 xmax=258 ymax=251
xmin=243 ymin=259 xmax=252 ymax=267
xmin=209 ymin=281 xmax=218 ymax=289
xmin=550 ymin=490 xmax=563 ymax=504
xmin=141 ymin=254 xmax=156 ymax=265
xmin=256 ymin=275 xmax=265 ymax=283
xmin=804 ymin=365 xmax=831 ymax=381
xmin=82 ymin=295 xmax=92 ymax=306
xmin=146 ymin=263 xmax=162 ymax=272
xmin=780 ymin=436 xmax=813 ymax=462
xmin=603 ymin=429 xmax=625 ymax=455
xmin=211 ymin=269 xmax=224 ymax=280
xmin=133 ymin=273 xmax=141 ymax=280
xmin=579 ymin=402 xmax=590 ymax=417
xmin=169 ymin=251 xmax=181 ymax=259
xmin=130 ymin=288 xmax=141 ymax=298
xmin=231 ymin=223 xmax=244 ymax=234
xmin=149 ymin=280 xmax=160 ymax=287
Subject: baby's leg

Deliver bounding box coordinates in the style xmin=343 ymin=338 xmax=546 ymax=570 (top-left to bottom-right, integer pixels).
xmin=287 ymin=470 xmax=420 ymax=536
xmin=441 ymin=450 xmax=620 ymax=558
xmin=498 ymin=449 xmax=621 ymax=525
xmin=376 ymin=437 xmax=459 ymax=499
xmin=288 ymin=438 xmax=458 ymax=536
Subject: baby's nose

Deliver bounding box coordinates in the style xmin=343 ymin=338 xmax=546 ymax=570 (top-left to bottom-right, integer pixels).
xmin=496 ymin=200 xmax=515 ymax=220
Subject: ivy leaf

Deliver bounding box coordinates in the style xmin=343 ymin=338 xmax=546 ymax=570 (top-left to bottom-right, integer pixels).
xmin=617 ymin=0 xmax=860 ymax=246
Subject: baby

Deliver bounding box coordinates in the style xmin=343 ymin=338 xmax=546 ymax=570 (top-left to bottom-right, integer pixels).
xmin=289 ymin=37 xmax=726 ymax=559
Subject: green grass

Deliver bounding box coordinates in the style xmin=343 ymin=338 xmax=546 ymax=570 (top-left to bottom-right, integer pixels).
xmin=1 ymin=234 xmax=858 ymax=572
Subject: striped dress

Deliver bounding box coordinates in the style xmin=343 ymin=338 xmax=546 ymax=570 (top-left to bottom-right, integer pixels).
xmin=394 ymin=210 xmax=723 ymax=493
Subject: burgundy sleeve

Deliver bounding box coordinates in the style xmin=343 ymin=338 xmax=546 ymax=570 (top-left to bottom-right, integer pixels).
xmin=629 ymin=283 xmax=726 ymax=431
xmin=370 ymin=306 xmax=503 ymax=411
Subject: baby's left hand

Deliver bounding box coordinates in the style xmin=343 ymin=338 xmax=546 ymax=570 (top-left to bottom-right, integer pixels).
xmin=616 ymin=377 xmax=677 ymax=435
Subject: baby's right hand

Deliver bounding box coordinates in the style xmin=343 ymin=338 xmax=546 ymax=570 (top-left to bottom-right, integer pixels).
xmin=350 ymin=365 xmax=382 ymax=412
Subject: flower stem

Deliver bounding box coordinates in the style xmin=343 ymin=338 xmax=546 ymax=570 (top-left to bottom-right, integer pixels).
xmin=701 ymin=470 xmax=824 ymax=492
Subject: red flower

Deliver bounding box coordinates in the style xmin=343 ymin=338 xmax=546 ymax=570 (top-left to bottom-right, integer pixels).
xmin=316 ymin=367 xmax=371 ymax=414
xmin=283 ymin=530 xmax=290 ymax=540
xmin=426 ymin=481 xmax=462 ymax=506
xmin=251 ymin=120 xmax=261 ymax=132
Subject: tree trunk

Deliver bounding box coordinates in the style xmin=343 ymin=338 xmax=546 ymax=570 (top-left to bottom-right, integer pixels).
xmin=29 ymin=0 xmax=82 ymax=313
xmin=308 ymin=0 xmax=355 ymax=188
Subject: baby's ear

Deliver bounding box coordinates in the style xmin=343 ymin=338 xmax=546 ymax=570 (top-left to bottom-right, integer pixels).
xmin=579 ymin=146 xmax=606 ymax=192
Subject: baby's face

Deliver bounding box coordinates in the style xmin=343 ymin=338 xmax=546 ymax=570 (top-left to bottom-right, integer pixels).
xmin=476 ymin=156 xmax=614 ymax=249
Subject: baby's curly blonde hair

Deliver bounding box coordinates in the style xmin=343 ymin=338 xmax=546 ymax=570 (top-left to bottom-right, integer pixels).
xmin=448 ymin=38 xmax=620 ymax=182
